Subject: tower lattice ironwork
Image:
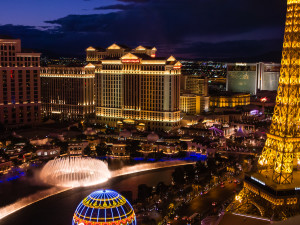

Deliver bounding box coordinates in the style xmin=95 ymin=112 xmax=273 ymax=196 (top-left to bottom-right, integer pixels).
xmin=258 ymin=0 xmax=300 ymax=184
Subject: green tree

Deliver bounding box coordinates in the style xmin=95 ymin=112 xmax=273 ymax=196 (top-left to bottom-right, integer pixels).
xmin=52 ymin=139 xmax=68 ymax=155
xmin=138 ymin=184 xmax=152 ymax=201
xmin=76 ymin=134 xmax=87 ymax=140
xmin=177 ymin=150 xmax=187 ymax=158
xmin=78 ymin=122 xmax=84 ymax=131
xmin=141 ymin=218 xmax=156 ymax=225
xmin=195 ymin=161 xmax=208 ymax=174
xmin=156 ymin=182 xmax=168 ymax=195
xmin=180 ymin=141 xmax=188 ymax=150
xmin=125 ymin=140 xmax=141 ymax=157
xmin=184 ymin=164 xmax=195 ymax=182
xmin=96 ymin=143 xmax=110 ymax=157
xmin=84 ymin=146 xmax=92 ymax=156
xmin=207 ymin=158 xmax=217 ymax=174
xmin=172 ymin=167 xmax=185 ymax=185
xmin=12 ymin=158 xmax=22 ymax=167
xmin=0 ymin=149 xmax=9 ymax=161
xmin=23 ymin=143 xmax=36 ymax=153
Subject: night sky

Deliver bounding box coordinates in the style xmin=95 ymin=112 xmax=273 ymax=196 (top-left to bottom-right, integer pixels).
xmin=0 ymin=0 xmax=287 ymax=60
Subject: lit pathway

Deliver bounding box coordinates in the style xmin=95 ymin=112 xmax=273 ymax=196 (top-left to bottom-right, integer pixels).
xmin=171 ymin=180 xmax=243 ymax=225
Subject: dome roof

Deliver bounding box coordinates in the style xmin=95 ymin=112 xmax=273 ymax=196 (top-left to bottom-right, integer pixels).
xmin=83 ymin=127 xmax=96 ymax=135
xmin=72 ymin=189 xmax=136 ymax=225
xmin=147 ymin=132 xmax=159 ymax=142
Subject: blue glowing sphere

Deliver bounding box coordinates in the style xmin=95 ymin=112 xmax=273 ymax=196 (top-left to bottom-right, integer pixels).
xmin=72 ymin=189 xmax=136 ymax=225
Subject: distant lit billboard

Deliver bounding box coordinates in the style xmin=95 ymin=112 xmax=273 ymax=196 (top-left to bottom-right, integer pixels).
xmin=227 ymin=64 xmax=257 ymax=95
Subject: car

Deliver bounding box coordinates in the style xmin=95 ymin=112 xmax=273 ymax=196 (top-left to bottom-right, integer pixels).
xmin=174 ymin=215 xmax=179 ymax=220
xmin=212 ymin=201 xmax=217 ymax=206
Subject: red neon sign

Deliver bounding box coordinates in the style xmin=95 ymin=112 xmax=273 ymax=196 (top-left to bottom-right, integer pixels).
xmin=122 ymin=59 xmax=140 ymax=63
xmin=260 ymin=97 xmax=267 ymax=103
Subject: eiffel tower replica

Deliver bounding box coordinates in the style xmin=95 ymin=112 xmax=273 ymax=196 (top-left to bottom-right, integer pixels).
xmin=227 ymin=0 xmax=300 ymax=220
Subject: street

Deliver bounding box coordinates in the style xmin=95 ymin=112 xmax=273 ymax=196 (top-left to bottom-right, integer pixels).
xmin=171 ymin=180 xmax=243 ymax=225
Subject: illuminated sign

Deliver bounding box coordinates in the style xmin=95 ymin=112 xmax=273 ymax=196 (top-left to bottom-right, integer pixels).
xmin=260 ymin=97 xmax=267 ymax=103
xmin=174 ymin=62 xmax=182 ymax=69
xmin=251 ymin=176 xmax=265 ymax=186
xmin=250 ymin=110 xmax=259 ymax=116
xmin=236 ymin=63 xmax=247 ymax=66
xmin=295 ymin=187 xmax=300 ymax=190
xmin=122 ymin=59 xmax=140 ymax=63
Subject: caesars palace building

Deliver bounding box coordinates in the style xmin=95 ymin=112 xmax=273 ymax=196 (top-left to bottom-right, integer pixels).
xmin=88 ymin=44 xmax=182 ymax=131
xmin=42 ymin=44 xmax=182 ymax=131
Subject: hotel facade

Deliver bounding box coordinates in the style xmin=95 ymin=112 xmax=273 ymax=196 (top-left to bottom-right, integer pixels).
xmin=87 ymin=44 xmax=182 ymax=131
xmin=41 ymin=64 xmax=95 ymax=120
xmin=180 ymin=75 xmax=209 ymax=114
xmin=0 ymin=37 xmax=41 ymax=126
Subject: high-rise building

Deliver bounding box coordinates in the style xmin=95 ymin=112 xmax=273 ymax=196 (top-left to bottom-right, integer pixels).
xmin=0 ymin=37 xmax=41 ymax=126
xmin=257 ymin=62 xmax=280 ymax=91
xmin=181 ymin=75 xmax=208 ymax=96
xmin=180 ymin=75 xmax=209 ymax=114
xmin=180 ymin=94 xmax=209 ymax=114
xmin=227 ymin=0 xmax=300 ymax=219
xmin=41 ymin=64 xmax=95 ymax=119
xmin=226 ymin=63 xmax=258 ymax=95
xmin=88 ymin=44 xmax=181 ymax=131
xmin=226 ymin=62 xmax=280 ymax=95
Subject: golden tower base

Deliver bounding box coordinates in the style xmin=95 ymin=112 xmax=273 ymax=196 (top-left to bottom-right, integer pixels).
xmin=227 ymin=172 xmax=300 ymax=220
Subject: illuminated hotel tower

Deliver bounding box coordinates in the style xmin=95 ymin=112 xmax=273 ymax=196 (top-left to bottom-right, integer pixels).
xmin=87 ymin=44 xmax=181 ymax=131
xmin=0 ymin=36 xmax=41 ymax=126
xmin=228 ymin=0 xmax=300 ymax=219
xmin=41 ymin=64 xmax=95 ymax=119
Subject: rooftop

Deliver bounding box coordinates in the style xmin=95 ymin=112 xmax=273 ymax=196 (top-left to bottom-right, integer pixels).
xmin=21 ymin=48 xmax=40 ymax=53
xmin=0 ymin=35 xmax=14 ymax=39
xmin=210 ymin=91 xmax=250 ymax=97
xmin=249 ymin=171 xmax=300 ymax=191
xmin=219 ymin=213 xmax=270 ymax=225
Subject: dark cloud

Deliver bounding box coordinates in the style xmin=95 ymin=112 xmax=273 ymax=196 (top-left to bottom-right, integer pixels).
xmin=46 ymin=0 xmax=286 ymax=39
xmin=0 ymin=0 xmax=287 ymax=59
xmin=175 ymin=39 xmax=283 ymax=61
xmin=0 ymin=24 xmax=100 ymax=57
xmin=118 ymin=0 xmax=149 ymax=2
xmin=94 ymin=4 xmax=135 ymax=10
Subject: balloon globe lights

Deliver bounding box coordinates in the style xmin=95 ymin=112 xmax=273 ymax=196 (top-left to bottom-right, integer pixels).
xmin=72 ymin=189 xmax=136 ymax=225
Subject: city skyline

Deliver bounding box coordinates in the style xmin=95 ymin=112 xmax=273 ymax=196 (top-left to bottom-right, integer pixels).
xmin=2 ymin=0 xmax=300 ymax=224
xmin=0 ymin=0 xmax=287 ymax=60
